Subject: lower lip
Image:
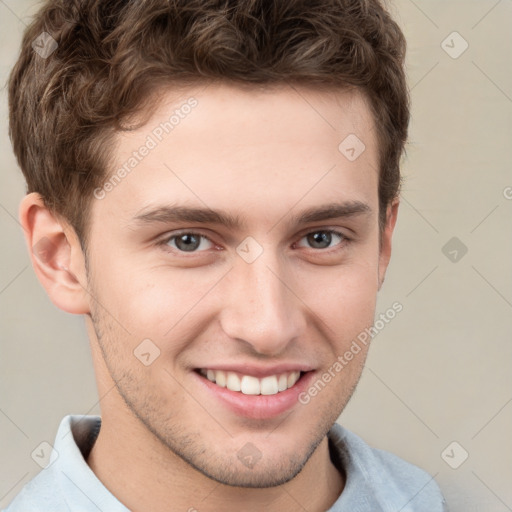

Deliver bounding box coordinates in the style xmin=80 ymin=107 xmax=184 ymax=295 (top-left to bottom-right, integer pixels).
xmin=194 ymin=371 xmax=316 ymax=420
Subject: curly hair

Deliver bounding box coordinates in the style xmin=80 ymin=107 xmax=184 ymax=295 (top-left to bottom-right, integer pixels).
xmin=8 ymin=0 xmax=409 ymax=246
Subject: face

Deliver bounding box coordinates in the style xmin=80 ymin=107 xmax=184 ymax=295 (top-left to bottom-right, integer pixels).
xmin=83 ymin=83 xmax=394 ymax=487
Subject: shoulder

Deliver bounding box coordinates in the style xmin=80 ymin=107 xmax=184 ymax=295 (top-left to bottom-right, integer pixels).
xmin=2 ymin=465 xmax=68 ymax=512
xmin=2 ymin=414 xmax=104 ymax=512
xmin=328 ymin=423 xmax=448 ymax=511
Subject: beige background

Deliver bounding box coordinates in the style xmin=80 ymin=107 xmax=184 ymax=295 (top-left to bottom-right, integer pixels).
xmin=1 ymin=1 xmax=511 ymax=510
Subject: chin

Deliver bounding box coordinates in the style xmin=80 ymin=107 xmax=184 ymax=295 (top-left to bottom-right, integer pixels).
xmin=192 ymin=457 xmax=306 ymax=489
xmin=163 ymin=428 xmax=327 ymax=490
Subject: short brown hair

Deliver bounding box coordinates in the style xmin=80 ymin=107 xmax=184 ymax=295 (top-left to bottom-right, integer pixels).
xmin=8 ymin=0 xmax=409 ymax=246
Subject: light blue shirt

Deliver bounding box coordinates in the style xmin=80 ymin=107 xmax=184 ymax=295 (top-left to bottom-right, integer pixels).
xmin=4 ymin=415 xmax=447 ymax=511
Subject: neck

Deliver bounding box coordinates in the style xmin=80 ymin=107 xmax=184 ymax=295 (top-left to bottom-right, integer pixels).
xmin=86 ymin=406 xmax=344 ymax=512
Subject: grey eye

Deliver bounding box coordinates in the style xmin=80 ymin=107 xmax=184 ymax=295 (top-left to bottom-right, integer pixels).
xmin=298 ymin=230 xmax=344 ymax=250
xmin=167 ymin=233 xmax=212 ymax=252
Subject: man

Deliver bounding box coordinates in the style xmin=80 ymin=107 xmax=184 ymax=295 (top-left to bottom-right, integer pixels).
xmin=5 ymin=0 xmax=446 ymax=510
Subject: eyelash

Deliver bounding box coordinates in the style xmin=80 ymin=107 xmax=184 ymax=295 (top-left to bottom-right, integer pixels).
xmin=156 ymin=229 xmax=350 ymax=255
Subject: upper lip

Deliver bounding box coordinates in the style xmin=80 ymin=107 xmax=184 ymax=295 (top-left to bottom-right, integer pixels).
xmin=195 ymin=363 xmax=315 ymax=378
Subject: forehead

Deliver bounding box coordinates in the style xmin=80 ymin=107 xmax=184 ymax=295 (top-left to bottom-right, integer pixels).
xmin=92 ymin=83 xmax=379 ymax=231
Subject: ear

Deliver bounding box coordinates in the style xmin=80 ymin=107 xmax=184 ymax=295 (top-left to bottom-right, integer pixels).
xmin=19 ymin=192 xmax=90 ymax=314
xmin=377 ymin=198 xmax=399 ymax=291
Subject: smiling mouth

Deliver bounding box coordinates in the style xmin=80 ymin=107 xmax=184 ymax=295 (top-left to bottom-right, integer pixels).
xmin=196 ymin=369 xmax=305 ymax=395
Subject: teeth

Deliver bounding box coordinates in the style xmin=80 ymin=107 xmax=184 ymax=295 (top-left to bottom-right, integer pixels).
xmin=241 ymin=375 xmax=260 ymax=395
xmin=215 ymin=370 xmax=226 ymax=387
xmin=226 ymin=372 xmax=241 ymax=392
xmin=277 ymin=374 xmax=288 ymax=392
xmin=201 ymin=369 xmax=302 ymax=395
xmin=287 ymin=371 xmax=300 ymax=388
xmin=260 ymin=375 xmax=278 ymax=395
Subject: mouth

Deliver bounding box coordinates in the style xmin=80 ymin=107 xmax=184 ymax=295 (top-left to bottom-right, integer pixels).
xmin=196 ymin=368 xmax=304 ymax=395
xmin=193 ymin=366 xmax=314 ymax=420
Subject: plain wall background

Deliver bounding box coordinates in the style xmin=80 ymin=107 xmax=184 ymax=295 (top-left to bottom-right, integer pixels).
xmin=1 ymin=1 xmax=511 ymax=510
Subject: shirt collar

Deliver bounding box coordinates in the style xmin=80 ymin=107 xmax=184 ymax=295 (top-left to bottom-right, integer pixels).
xmin=53 ymin=414 xmax=130 ymax=512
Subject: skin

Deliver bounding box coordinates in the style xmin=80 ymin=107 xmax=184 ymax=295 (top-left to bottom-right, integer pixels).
xmin=20 ymin=83 xmax=398 ymax=512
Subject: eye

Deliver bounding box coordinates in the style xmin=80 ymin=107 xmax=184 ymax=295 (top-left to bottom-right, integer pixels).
xmin=162 ymin=232 xmax=214 ymax=253
xmin=158 ymin=228 xmax=349 ymax=255
xmin=296 ymin=229 xmax=347 ymax=250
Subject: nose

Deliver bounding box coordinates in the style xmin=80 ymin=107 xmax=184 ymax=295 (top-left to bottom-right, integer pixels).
xmin=219 ymin=251 xmax=306 ymax=356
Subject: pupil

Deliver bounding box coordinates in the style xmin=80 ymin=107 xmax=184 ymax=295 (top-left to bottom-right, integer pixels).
xmin=309 ymin=232 xmax=330 ymax=249
xmin=177 ymin=234 xmax=199 ymax=251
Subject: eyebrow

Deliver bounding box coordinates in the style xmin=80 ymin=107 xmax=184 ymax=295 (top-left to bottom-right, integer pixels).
xmin=131 ymin=201 xmax=371 ymax=231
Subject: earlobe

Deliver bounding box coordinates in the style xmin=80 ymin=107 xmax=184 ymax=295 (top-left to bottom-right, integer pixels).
xmin=378 ymin=198 xmax=399 ymax=290
xmin=19 ymin=192 xmax=90 ymax=315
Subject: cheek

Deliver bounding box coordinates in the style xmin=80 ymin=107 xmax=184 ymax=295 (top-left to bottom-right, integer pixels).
xmin=301 ymin=257 xmax=379 ymax=332
xmin=89 ymin=235 xmax=379 ymax=345
xmin=94 ymin=263 xmax=222 ymax=339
